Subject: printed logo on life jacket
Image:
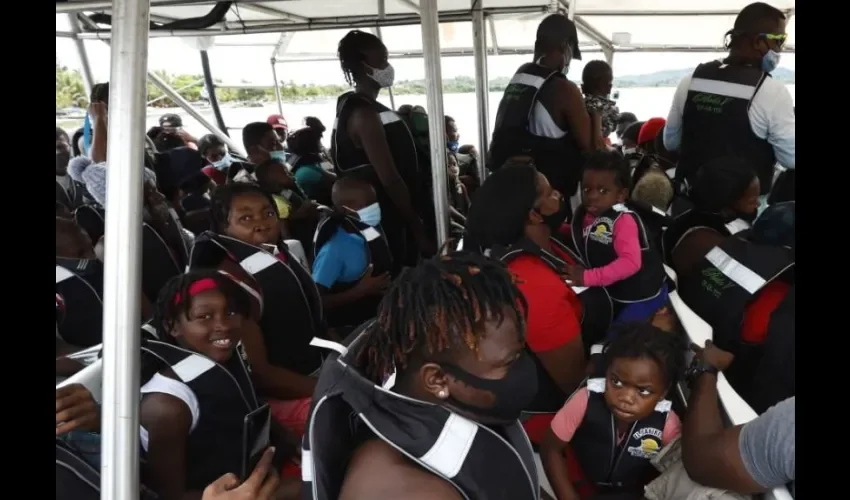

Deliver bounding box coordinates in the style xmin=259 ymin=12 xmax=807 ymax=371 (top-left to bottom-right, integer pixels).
xmin=699 ymin=267 xmax=736 ymax=298
xmin=585 ymin=218 xmax=614 ymax=245
xmin=691 ymin=93 xmax=733 ymax=114
xmin=627 ymin=427 xmax=662 ymax=459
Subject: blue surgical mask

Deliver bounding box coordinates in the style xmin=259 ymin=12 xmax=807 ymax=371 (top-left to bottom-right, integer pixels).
xmin=213 ymin=153 xmax=232 ymax=170
xmin=353 ymin=203 xmax=382 ymax=227
xmin=761 ymin=49 xmax=780 ymax=73
xmin=270 ymin=150 xmax=287 ymax=163
xmin=447 ymin=140 xmax=459 ymax=153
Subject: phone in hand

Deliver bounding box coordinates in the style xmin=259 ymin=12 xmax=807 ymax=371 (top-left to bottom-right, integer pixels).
xmin=241 ymin=404 xmax=271 ymax=481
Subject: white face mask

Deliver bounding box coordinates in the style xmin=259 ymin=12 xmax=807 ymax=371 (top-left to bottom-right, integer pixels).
xmin=367 ymin=63 xmax=395 ymax=88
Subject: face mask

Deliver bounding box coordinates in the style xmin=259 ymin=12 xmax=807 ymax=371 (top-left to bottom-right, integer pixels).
xmin=351 ymin=202 xmax=382 ymax=227
xmin=761 ymin=49 xmax=780 ymax=73
xmin=441 ymin=352 xmax=538 ymax=422
xmin=447 ymin=140 xmax=460 ymax=153
xmin=213 ymin=153 xmax=232 ymax=170
xmin=269 ymin=150 xmax=287 ymax=163
xmin=537 ymin=195 xmax=570 ymax=233
xmin=367 ymin=63 xmax=395 ymax=88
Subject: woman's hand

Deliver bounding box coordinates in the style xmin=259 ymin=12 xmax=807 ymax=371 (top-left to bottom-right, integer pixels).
xmin=56 ymin=384 xmax=99 ymax=435
xmin=202 ymin=447 xmax=280 ymax=500
xmin=88 ymin=102 xmax=108 ymax=123
xmin=563 ymin=264 xmax=585 ymax=286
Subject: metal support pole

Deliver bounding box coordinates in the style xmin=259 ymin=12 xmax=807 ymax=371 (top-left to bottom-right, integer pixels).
xmin=271 ymin=60 xmax=285 ymax=116
xmin=471 ymin=2 xmax=490 ymax=180
xmin=567 ymin=0 xmax=576 ymax=20
xmin=376 ymin=0 xmax=396 ymax=110
xmin=148 ymin=71 xmax=246 ymax=156
xmin=200 ymin=50 xmax=229 ymax=136
xmin=100 ymin=0 xmax=149 ymax=497
xmin=420 ymin=0 xmax=450 ymax=246
xmin=67 ymin=14 xmax=95 ymax=97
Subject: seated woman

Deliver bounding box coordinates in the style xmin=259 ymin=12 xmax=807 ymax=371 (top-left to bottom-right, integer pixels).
xmin=139 ymin=271 xmax=301 ymax=500
xmin=464 ymin=162 xmax=606 ymax=445
xmin=286 ymin=126 xmax=336 ymax=206
xmin=564 ymin=150 xmax=668 ymax=332
xmin=662 ymin=157 xmax=760 ymax=280
xmin=678 ymin=202 xmax=795 ymax=411
xmin=191 ymin=182 xmax=326 ymax=436
xmin=541 ymin=322 xmax=687 ymax=500
xmin=303 ymin=253 xmax=541 ymax=500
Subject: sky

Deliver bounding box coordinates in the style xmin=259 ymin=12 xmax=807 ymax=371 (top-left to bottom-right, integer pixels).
xmin=56 ymin=15 xmax=795 ymax=87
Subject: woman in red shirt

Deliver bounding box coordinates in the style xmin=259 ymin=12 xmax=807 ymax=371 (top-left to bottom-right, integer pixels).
xmin=464 ymin=162 xmax=606 ymax=443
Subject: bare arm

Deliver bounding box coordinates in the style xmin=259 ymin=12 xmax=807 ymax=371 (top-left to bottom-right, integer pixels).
xmin=556 ymin=79 xmax=593 ymax=153
xmin=89 ymin=103 xmax=109 ymax=163
xmin=140 ymin=393 xmax=203 ymax=500
xmin=349 ymin=107 xmax=422 ymax=229
xmin=540 ymin=429 xmax=580 ymax=500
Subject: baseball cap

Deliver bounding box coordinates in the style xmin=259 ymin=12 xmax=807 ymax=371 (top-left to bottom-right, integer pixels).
xmin=159 ymin=113 xmax=183 ymax=128
xmin=536 ymin=14 xmax=582 ymax=61
xmin=638 ymin=117 xmax=666 ymax=146
xmin=267 ymin=114 xmax=288 ymax=131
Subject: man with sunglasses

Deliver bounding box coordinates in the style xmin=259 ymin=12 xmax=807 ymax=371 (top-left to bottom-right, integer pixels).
xmin=663 ymin=2 xmax=794 ymax=201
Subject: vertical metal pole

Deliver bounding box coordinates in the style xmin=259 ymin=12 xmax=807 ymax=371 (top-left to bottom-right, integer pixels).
xmin=67 ymin=14 xmax=95 ymax=98
xmin=376 ymin=0 xmax=396 ymax=109
xmin=200 ymin=50 xmax=229 ymax=136
xmin=471 ymin=1 xmax=490 ymax=180
xmin=271 ymin=60 xmax=285 ymax=116
xmin=100 ymin=0 xmax=149 ymax=498
xmin=567 ymin=0 xmax=576 ymax=20
xmin=420 ymin=0 xmax=450 ymax=246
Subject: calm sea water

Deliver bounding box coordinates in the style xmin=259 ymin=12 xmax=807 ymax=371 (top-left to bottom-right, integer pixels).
xmin=56 ymin=85 xmax=795 ymax=150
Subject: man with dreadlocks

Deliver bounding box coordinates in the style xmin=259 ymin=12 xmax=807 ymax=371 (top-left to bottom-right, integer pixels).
xmin=302 ymin=252 xmax=543 ymax=500
xmin=664 ymin=2 xmax=794 ymax=198
xmin=331 ymin=30 xmax=436 ymax=275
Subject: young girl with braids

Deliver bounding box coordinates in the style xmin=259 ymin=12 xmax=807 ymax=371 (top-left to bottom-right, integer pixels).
xmin=139 ymin=270 xmax=301 ymax=500
xmin=339 ymin=252 xmax=539 ymax=499
xmin=540 ymin=322 xmax=687 ymax=500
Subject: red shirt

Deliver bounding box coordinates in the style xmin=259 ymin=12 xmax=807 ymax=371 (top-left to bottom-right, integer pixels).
xmin=508 ymin=243 xmax=583 ymax=443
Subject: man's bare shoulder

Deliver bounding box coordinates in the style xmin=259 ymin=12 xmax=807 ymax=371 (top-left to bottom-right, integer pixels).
xmin=339 ymin=439 xmax=463 ymax=500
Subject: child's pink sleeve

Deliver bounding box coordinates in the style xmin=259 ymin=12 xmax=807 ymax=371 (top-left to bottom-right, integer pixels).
xmin=550 ymin=387 xmax=590 ymax=442
xmin=662 ymin=411 xmax=683 ymax=445
xmin=583 ymin=214 xmax=642 ymax=287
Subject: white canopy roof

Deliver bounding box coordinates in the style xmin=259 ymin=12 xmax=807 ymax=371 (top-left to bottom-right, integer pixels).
xmin=56 ymin=0 xmax=795 ymax=57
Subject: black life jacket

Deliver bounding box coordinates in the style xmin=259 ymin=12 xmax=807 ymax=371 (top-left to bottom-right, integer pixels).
xmin=678 ymin=236 xmax=794 ymax=354
xmin=302 ymin=328 xmax=541 ymax=500
xmin=623 ymin=200 xmax=672 ymax=257
xmin=570 ymin=204 xmax=666 ymax=303
xmin=141 ymin=223 xmax=183 ymax=304
xmin=570 ymin=377 xmax=670 ymax=494
xmin=56 ymin=178 xmax=88 ymax=211
xmin=189 ymin=232 xmax=326 ymax=376
xmin=56 ymin=258 xmax=104 ymax=347
xmin=312 ymin=210 xmax=393 ymax=328
xmin=488 ymin=62 xmax=584 ymax=197
xmin=748 ymin=285 xmax=795 ymax=414
xmin=56 ymin=439 xmax=160 ymax=500
xmin=487 ymin=238 xmax=613 ymax=413
xmin=677 ymin=61 xmax=776 ymax=194
xmin=662 ymin=209 xmax=751 ymax=267
xmin=74 ymin=204 xmax=105 ymax=243
xmin=140 ymin=339 xmax=260 ymax=491
xmin=331 ymin=91 xmax=429 ymax=269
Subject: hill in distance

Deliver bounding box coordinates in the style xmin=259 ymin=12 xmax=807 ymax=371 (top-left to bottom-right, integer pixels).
xmin=614 ymin=66 xmax=795 ymax=88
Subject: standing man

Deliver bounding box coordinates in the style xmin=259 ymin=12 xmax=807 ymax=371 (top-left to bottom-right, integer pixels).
xmin=488 ymin=13 xmax=595 ymax=211
xmin=664 ymin=2 xmax=794 ymax=197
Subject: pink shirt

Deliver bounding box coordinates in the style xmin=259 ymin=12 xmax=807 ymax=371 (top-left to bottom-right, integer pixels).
xmin=550 ymin=387 xmax=682 ymax=445
xmin=581 ymin=212 xmax=642 ymax=287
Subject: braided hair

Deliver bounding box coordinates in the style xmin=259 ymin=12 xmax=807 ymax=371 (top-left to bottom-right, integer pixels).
xmin=603 ymin=322 xmax=688 ymax=389
xmin=357 ymin=252 xmax=528 ymax=382
xmin=338 ymin=30 xmax=386 ymax=86
xmin=209 ymin=182 xmax=278 ymax=234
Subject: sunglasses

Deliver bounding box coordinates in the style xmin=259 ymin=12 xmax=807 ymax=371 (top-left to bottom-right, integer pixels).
xmin=760 ymin=32 xmax=788 ymax=49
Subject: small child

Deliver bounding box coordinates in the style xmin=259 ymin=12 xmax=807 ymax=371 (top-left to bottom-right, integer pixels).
xmin=312 ymin=177 xmax=391 ymax=328
xmin=565 ymin=151 xmax=668 ymax=329
xmin=541 ymin=322 xmax=686 ymax=500
xmin=582 ymin=60 xmax=620 ymax=139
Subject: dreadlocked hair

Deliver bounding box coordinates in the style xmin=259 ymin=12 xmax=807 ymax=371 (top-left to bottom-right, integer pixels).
xmin=357 ymin=251 xmax=528 ymax=382
xmin=338 ymin=30 xmax=385 ymax=86
xmin=209 ymin=181 xmax=278 ymax=234
xmin=603 ymin=322 xmax=688 ymax=388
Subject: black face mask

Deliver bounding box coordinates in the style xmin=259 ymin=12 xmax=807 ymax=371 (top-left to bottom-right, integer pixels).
xmin=440 ymin=352 xmax=539 ymax=422
xmin=536 ymin=195 xmax=570 ymax=232
xmin=56 ymin=152 xmax=71 ymax=173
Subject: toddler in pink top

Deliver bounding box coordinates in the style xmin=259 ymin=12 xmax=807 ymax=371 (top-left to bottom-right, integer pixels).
xmin=565 ymin=151 xmax=669 ymax=334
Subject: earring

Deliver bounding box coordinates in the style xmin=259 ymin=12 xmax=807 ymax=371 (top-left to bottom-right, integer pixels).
xmin=438 ymin=390 xmax=448 ymax=399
